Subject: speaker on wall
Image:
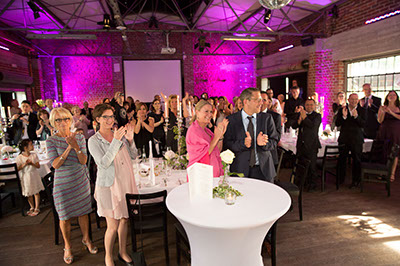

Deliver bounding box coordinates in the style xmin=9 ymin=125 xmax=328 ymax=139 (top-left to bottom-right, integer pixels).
xmin=301 ymin=36 xmax=314 ymax=47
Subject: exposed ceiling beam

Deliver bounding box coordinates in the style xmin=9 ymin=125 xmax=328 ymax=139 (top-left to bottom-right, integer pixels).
xmin=35 ymin=0 xmax=71 ymax=29
xmin=130 ymin=0 xmax=148 ymax=29
xmin=229 ymin=6 xmax=264 ymax=31
xmin=0 ymin=0 xmax=16 ymax=17
xmin=224 ymin=0 xmax=248 ymax=31
xmin=170 ymin=0 xmax=191 ymax=30
xmin=280 ymin=9 xmax=300 ymax=33
xmin=286 ymin=4 xmax=322 ymax=14
xmin=63 ymin=0 xmax=85 ymax=29
xmin=191 ymin=0 xmax=214 ymax=30
xmin=301 ymin=11 xmax=325 ymax=33
xmin=0 ymin=27 xmax=324 ymax=36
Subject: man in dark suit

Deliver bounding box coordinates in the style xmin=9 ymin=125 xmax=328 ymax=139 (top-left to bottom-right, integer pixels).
xmin=284 ymin=86 xmax=304 ymax=129
xmin=292 ymin=98 xmax=321 ymax=190
xmin=261 ymin=91 xmax=282 ymax=168
xmin=81 ymin=101 xmax=93 ymax=129
xmin=11 ymin=100 xmax=39 ymax=144
xmin=336 ymin=93 xmax=366 ymax=188
xmin=360 ymin=83 xmax=381 ymax=139
xmin=224 ymin=87 xmax=279 ymax=182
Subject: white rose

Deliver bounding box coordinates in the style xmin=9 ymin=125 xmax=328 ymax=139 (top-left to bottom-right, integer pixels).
xmin=220 ymin=149 xmax=235 ymax=164
xmin=1 ymin=146 xmax=14 ymax=154
xmin=164 ymin=150 xmax=176 ymax=160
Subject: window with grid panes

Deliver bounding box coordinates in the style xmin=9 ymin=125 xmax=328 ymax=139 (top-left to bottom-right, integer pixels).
xmin=346 ymin=55 xmax=400 ymax=100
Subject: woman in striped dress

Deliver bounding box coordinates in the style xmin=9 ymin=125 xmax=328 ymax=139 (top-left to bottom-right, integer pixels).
xmin=46 ymin=107 xmax=98 ymax=264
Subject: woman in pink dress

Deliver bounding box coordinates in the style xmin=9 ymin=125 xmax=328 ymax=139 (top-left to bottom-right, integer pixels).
xmin=88 ymin=104 xmax=138 ymax=266
xmin=186 ymin=100 xmax=229 ymax=177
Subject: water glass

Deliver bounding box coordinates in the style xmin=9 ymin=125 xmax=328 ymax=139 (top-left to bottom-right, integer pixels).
xmin=166 ymin=165 xmax=172 ymax=176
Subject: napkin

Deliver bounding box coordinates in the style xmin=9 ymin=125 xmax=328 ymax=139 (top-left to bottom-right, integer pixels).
xmin=187 ymin=163 xmax=213 ymax=201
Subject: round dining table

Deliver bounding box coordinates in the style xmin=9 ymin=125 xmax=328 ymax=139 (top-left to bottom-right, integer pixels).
xmin=166 ymin=177 xmax=291 ymax=266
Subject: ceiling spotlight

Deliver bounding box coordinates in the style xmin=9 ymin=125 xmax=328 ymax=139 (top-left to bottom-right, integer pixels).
xmin=27 ymin=1 xmax=41 ymax=19
xmin=194 ymin=36 xmax=211 ymax=52
xmin=97 ymin=14 xmax=111 ymax=29
xmin=149 ymin=16 xmax=159 ymax=28
xmin=263 ymin=9 xmax=272 ymax=24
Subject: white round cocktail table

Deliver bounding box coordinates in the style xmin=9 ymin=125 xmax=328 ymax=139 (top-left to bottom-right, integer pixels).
xmin=166 ymin=177 xmax=291 ymax=266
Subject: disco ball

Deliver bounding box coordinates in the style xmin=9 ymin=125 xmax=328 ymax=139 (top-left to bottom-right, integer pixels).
xmin=258 ymin=0 xmax=292 ymax=10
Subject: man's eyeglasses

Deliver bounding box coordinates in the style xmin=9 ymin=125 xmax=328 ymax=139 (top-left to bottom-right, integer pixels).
xmin=250 ymin=98 xmax=262 ymax=103
xmin=101 ymin=115 xmax=115 ymax=120
xmin=54 ymin=118 xmax=71 ymax=123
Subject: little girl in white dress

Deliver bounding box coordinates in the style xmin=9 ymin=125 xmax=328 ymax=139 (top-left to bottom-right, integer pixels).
xmin=16 ymin=139 xmax=44 ymax=216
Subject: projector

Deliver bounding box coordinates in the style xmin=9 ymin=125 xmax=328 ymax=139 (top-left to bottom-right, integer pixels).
xmin=161 ymin=47 xmax=176 ymax=54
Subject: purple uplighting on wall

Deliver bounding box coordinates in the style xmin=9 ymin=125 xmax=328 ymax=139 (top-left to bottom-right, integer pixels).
xmin=192 ymin=34 xmax=257 ymax=103
xmin=59 ymin=57 xmax=114 ymax=106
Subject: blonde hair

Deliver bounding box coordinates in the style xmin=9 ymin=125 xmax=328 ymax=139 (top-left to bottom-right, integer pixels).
xmin=190 ymin=99 xmax=212 ymax=125
xmin=49 ymin=107 xmax=73 ymax=128
xmin=168 ymin=94 xmax=178 ymax=109
xmin=71 ymin=106 xmax=81 ymax=114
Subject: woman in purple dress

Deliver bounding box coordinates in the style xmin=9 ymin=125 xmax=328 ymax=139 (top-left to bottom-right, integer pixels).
xmin=377 ymin=91 xmax=400 ymax=181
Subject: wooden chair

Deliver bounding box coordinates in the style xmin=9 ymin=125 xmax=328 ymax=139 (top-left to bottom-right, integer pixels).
xmin=175 ymin=222 xmax=190 ymax=265
xmin=126 ymin=190 xmax=169 ymax=265
xmin=316 ymin=145 xmax=344 ymax=191
xmin=276 ymin=158 xmax=311 ymax=221
xmin=42 ymin=170 xmax=94 ymax=245
xmin=0 ymin=163 xmax=23 ymax=217
xmin=275 ymin=147 xmax=286 ymax=180
xmin=360 ymin=144 xmax=399 ymax=197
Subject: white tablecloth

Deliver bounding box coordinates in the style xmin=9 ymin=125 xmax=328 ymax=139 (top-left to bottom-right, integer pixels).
xmin=0 ymin=152 xmax=51 ymax=181
xmin=279 ymin=133 xmax=373 ymax=157
xmin=137 ymin=169 xmax=187 ymax=194
xmin=166 ymin=178 xmax=291 ymax=266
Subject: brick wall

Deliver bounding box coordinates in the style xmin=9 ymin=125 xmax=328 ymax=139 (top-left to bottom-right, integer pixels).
xmin=28 ymin=25 xmax=260 ymax=106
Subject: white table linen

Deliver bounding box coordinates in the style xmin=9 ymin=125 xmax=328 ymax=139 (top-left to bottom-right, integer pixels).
xmin=0 ymin=152 xmax=51 ymax=181
xmin=279 ymin=133 xmax=373 ymax=157
xmin=166 ymin=177 xmax=291 ymax=266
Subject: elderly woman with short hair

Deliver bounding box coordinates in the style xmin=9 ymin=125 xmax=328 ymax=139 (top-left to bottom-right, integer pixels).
xmin=46 ymin=107 xmax=97 ymax=264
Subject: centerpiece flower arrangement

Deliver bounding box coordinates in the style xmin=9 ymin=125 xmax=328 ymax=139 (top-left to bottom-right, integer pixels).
xmin=1 ymin=145 xmax=17 ymax=160
xmin=161 ymin=125 xmax=189 ymax=170
xmin=213 ymin=149 xmax=243 ymax=199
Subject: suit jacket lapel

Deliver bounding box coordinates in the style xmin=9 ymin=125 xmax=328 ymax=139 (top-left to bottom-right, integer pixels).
xmin=234 ymin=111 xmax=247 ymax=139
xmin=256 ymin=112 xmax=263 ymax=136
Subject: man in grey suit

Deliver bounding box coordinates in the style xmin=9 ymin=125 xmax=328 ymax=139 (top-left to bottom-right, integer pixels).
xmin=224 ymin=87 xmax=279 ymax=182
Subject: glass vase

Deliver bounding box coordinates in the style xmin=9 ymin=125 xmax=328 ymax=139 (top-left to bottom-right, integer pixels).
xmin=218 ymin=166 xmax=230 ymax=188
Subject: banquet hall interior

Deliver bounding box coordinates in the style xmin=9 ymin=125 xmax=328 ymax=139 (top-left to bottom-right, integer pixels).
xmin=0 ymin=0 xmax=400 ymax=265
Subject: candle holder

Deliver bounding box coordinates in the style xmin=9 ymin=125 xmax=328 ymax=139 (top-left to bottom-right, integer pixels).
xmin=176 ymin=115 xmax=183 ymax=154
xmin=224 ymin=191 xmax=236 ymax=205
xmin=164 ymin=117 xmax=169 ymax=134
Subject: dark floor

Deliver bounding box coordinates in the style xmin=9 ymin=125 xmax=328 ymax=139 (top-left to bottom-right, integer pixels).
xmin=1 ymin=167 xmax=400 ymax=266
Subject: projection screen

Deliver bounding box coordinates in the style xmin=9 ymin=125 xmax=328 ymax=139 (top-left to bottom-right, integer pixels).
xmin=123 ymin=60 xmax=182 ymax=102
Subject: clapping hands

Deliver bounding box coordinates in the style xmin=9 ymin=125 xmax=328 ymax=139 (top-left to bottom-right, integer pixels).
xmin=244 ymin=132 xmax=252 ymax=148
xmin=215 ymin=119 xmax=229 ymax=140
xmin=65 ymin=132 xmax=79 ymax=150
xmin=257 ymin=132 xmax=269 ymax=146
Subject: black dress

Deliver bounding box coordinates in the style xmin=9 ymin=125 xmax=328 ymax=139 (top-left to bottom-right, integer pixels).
xmin=331 ymin=103 xmax=343 ymax=130
xmin=165 ymin=109 xmax=185 ymax=153
xmin=148 ymin=111 xmax=166 ymax=157
xmin=134 ymin=117 xmax=155 ymax=157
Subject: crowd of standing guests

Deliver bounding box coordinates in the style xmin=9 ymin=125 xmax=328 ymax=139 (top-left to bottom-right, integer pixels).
xmin=6 ymin=82 xmax=399 ymax=265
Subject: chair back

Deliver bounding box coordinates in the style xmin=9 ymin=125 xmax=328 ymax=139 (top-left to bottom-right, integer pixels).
xmin=42 ymin=171 xmax=55 ymax=200
xmin=126 ymin=190 xmax=168 ymax=233
xmin=275 ymin=147 xmax=285 ymax=180
xmin=0 ymin=163 xmax=22 ymax=192
xmin=369 ymin=140 xmax=387 ymax=163
xmin=323 ymin=145 xmax=342 ymax=161
xmin=386 ymin=144 xmax=400 ymax=171
xmin=293 ymin=158 xmax=311 ymax=191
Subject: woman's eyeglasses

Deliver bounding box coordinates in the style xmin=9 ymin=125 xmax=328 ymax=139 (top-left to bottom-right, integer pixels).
xmin=54 ymin=118 xmax=71 ymax=123
xmin=101 ymin=115 xmax=115 ymax=120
